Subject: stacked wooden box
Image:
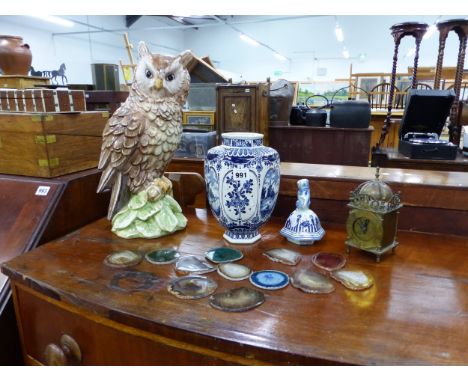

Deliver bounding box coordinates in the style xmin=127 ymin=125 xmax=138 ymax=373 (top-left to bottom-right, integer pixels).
xmin=0 ymin=111 xmax=108 ymax=177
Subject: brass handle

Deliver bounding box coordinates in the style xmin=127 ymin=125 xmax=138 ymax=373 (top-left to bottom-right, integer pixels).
xmin=44 ymin=334 xmax=82 ymax=366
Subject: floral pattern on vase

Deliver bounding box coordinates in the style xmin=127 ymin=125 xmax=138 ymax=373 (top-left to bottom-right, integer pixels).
xmin=205 ymin=132 xmax=280 ymax=244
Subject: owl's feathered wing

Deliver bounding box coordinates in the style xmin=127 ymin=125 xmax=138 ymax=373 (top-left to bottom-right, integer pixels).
xmin=97 ymin=92 xmax=183 ymax=220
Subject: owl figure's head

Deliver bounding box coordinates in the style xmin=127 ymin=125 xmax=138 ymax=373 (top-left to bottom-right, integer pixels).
xmin=134 ymin=41 xmax=191 ymax=105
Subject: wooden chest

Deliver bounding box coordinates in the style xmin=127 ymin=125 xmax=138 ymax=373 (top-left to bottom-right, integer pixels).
xmin=216 ymin=83 xmax=270 ymax=143
xmin=0 ymin=89 xmax=86 ymax=113
xmin=0 ymin=111 xmax=108 ymax=177
xmin=0 ymin=75 xmax=50 ymax=89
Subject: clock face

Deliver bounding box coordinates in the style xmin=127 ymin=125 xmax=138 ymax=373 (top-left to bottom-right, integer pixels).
xmin=346 ymin=210 xmax=383 ymax=250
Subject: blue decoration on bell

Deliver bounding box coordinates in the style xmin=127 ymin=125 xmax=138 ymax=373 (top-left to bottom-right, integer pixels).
xmin=280 ymin=179 xmax=325 ymax=245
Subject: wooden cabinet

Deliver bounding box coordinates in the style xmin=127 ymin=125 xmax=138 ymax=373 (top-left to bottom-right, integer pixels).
xmin=216 ymin=84 xmax=269 ymax=143
xmin=269 ymin=125 xmax=373 ymax=166
xmin=3 ymin=164 xmax=468 ymax=365
xmin=0 ymin=111 xmax=108 ymax=178
xmin=0 ymin=169 xmax=110 ymax=365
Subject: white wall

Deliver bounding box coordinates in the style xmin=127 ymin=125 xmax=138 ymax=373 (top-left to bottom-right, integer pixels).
xmin=0 ymin=15 xmax=185 ymax=84
xmin=184 ymin=15 xmax=467 ymax=82
xmin=1 ymin=15 xmax=466 ymax=84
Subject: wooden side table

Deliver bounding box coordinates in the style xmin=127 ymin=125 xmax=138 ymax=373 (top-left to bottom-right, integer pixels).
xmin=2 ymin=209 xmax=468 ymax=365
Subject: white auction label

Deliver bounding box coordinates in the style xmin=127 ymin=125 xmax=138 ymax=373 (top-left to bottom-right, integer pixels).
xmin=35 ymin=186 xmax=51 ymax=196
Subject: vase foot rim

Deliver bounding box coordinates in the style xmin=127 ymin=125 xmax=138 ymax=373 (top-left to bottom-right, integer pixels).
xmin=223 ymin=232 xmax=261 ymax=244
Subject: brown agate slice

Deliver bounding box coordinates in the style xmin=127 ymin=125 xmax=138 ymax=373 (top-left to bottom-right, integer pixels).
xmin=209 ymin=287 xmax=265 ymax=312
xmin=167 ymin=276 xmax=217 ymax=299
xmin=290 ymin=269 xmax=335 ymax=294
xmin=312 ymin=252 xmax=346 ymax=272
xmin=104 ymin=251 xmax=142 ymax=268
xmin=331 ymin=269 xmax=374 ymax=291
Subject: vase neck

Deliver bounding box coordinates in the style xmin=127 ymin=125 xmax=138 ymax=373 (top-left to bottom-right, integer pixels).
xmin=222 ymin=132 xmax=263 ymax=148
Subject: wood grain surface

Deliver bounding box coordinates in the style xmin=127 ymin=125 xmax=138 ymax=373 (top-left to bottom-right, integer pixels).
xmin=3 ymin=210 xmax=468 ymax=365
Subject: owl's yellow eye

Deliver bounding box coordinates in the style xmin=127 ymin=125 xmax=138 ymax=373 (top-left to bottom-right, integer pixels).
xmin=145 ymin=69 xmax=153 ymax=79
xmin=165 ymin=73 xmax=174 ymax=81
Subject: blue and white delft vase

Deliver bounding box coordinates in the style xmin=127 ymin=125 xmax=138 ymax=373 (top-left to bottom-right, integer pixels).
xmin=205 ymin=132 xmax=280 ymax=244
xmin=280 ymin=179 xmax=325 ymax=245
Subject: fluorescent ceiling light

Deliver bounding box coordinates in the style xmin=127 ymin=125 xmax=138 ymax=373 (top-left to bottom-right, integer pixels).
xmin=424 ymin=24 xmax=437 ymax=39
xmin=240 ymin=34 xmax=260 ymax=46
xmin=342 ymin=47 xmax=350 ymax=59
xmin=335 ymin=25 xmax=344 ymax=42
xmin=28 ymin=15 xmax=74 ymax=27
xmin=274 ymin=53 xmax=287 ymax=61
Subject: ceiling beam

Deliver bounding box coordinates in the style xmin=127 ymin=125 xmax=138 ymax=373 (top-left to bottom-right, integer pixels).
xmin=126 ymin=15 xmax=142 ymax=28
xmin=166 ymin=16 xmax=199 ymax=30
xmin=52 ymin=15 xmax=328 ymax=36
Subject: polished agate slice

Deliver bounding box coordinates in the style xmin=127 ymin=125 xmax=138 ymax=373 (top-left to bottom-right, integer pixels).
xmin=205 ymin=247 xmax=243 ymax=263
xmin=217 ymin=263 xmax=251 ymax=281
xmin=331 ymin=269 xmax=374 ymax=291
xmin=249 ymin=270 xmax=289 ymax=290
xmin=209 ymin=287 xmax=265 ymax=312
xmin=175 ymin=255 xmax=216 ymax=274
xmin=167 ymin=276 xmax=217 ymax=299
xmin=145 ymin=248 xmax=180 ymax=265
xmin=312 ymin=252 xmax=347 ymax=272
xmin=290 ymin=269 xmax=335 ymax=294
xmin=263 ymin=248 xmax=302 ymax=266
xmin=104 ymin=251 xmax=142 ymax=268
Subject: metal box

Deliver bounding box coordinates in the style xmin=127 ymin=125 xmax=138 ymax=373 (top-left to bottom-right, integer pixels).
xmin=174 ymin=129 xmax=217 ymax=159
xmin=186 ymin=83 xmax=217 ymax=111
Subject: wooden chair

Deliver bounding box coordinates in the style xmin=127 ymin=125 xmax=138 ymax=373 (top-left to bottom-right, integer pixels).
xmin=399 ymin=82 xmax=433 ymax=108
xmin=165 ymin=172 xmax=206 ymax=211
xmin=368 ymin=82 xmax=401 ymax=109
xmin=330 ymin=84 xmax=369 ymax=104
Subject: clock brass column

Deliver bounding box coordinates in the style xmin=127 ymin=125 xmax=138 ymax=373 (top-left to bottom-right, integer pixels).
xmin=345 ymin=168 xmax=402 ymax=262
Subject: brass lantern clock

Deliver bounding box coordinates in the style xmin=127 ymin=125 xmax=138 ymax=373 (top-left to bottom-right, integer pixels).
xmin=345 ymin=168 xmax=402 ymax=262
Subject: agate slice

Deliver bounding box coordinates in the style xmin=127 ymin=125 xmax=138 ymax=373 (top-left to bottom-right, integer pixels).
xmin=290 ymin=269 xmax=335 ymax=294
xmin=331 ymin=269 xmax=374 ymax=291
xmin=167 ymin=276 xmax=217 ymax=299
xmin=205 ymin=247 xmax=243 ymax=263
xmin=175 ymin=255 xmax=215 ymax=274
xmin=217 ymin=263 xmax=252 ymax=281
xmin=109 ymin=271 xmax=160 ymax=292
xmin=312 ymin=252 xmax=346 ymax=272
xmin=104 ymin=251 xmax=142 ymax=268
xmin=249 ymin=270 xmax=289 ymax=290
xmin=145 ymin=248 xmax=180 ymax=265
xmin=209 ymin=287 xmax=265 ymax=312
xmin=263 ymin=248 xmax=302 ymax=266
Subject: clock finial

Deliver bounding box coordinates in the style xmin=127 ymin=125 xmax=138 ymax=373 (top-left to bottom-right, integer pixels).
xmin=375 ymin=167 xmax=380 ymax=180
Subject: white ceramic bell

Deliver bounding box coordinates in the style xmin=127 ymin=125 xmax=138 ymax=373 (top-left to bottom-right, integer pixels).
xmin=280 ymin=179 xmax=325 ymax=245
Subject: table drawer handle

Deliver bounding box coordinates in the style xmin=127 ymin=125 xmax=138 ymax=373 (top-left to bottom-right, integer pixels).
xmin=44 ymin=334 xmax=82 ymax=366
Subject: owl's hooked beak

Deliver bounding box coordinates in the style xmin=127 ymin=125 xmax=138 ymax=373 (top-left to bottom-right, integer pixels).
xmin=154 ymin=78 xmax=163 ymax=90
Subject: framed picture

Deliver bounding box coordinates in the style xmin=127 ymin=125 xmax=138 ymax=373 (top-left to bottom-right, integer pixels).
xmin=356 ymin=76 xmax=381 ymax=100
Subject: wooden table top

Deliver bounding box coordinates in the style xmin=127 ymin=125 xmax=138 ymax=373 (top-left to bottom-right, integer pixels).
xmin=371 ymin=109 xmax=404 ymax=117
xmin=3 ymin=210 xmax=468 ymax=365
xmin=280 ymin=162 xmax=468 ymax=189
xmin=269 ymin=125 xmax=374 ymax=132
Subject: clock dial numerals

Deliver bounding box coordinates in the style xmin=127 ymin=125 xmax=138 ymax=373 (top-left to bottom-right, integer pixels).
xmin=346 ymin=210 xmax=383 ymax=250
xmin=354 ymin=217 xmax=372 ymax=240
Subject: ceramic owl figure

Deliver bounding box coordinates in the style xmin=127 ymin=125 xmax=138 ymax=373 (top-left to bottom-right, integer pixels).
xmin=97 ymin=42 xmax=192 ymax=239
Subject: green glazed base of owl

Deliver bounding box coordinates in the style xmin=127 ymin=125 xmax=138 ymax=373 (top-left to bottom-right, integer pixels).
xmin=111 ymin=190 xmax=187 ymax=239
